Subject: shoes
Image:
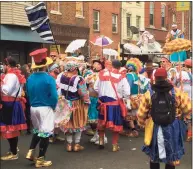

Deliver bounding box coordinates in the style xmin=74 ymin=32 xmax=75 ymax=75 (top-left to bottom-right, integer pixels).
xmin=49 ymin=137 xmax=55 ymax=143
xmin=98 ymin=137 xmax=105 ymax=149
xmin=95 ymin=136 xmax=108 ymax=145
xmin=73 ymin=144 xmax=84 ymax=152
xmin=186 ymin=136 xmax=192 ymax=142
xmin=1 ymin=153 xmax=18 ymax=161
xmin=55 ymin=135 xmax=65 ymax=141
xmin=90 ymin=132 xmax=99 ymax=143
xmin=112 ymin=144 xmax=120 ymax=152
xmin=35 ymin=156 xmax=52 ymax=168
xmin=66 ymin=144 xmax=73 ymax=152
xmin=85 ymin=129 xmax=94 ymax=136
xmin=7 ymin=147 xmax=19 ymax=155
xmin=26 ymin=149 xmax=35 ymax=161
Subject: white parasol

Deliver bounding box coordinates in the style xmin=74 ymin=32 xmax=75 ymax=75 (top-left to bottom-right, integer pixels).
xmin=65 ymin=39 xmax=87 ymax=53
xmin=123 ymin=43 xmax=141 ymax=54
xmin=103 ymin=48 xmax=118 ymax=56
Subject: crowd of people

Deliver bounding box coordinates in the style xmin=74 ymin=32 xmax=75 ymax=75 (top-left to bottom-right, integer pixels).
xmin=0 ymin=24 xmax=192 ymax=169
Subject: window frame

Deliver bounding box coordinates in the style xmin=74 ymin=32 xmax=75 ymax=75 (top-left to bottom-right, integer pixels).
xmin=161 ymin=4 xmax=166 ymax=28
xmin=126 ymin=13 xmax=131 ymax=38
xmin=149 ymin=2 xmax=154 ymax=26
xmin=93 ymin=10 xmax=100 ymax=32
xmin=76 ymin=2 xmax=84 ymax=18
xmin=50 ymin=1 xmax=62 ymax=15
xmin=112 ymin=14 xmax=118 ymax=33
xmin=136 ymin=15 xmax=141 ymax=38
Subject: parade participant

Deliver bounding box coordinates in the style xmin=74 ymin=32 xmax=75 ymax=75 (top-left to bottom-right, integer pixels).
xmin=177 ymin=59 xmax=192 ymax=142
xmin=160 ymin=56 xmax=178 ymax=85
xmin=25 ymin=48 xmax=58 ymax=168
xmin=94 ymin=60 xmax=130 ymax=151
xmin=50 ymin=51 xmax=58 ymax=64
xmin=48 ymin=63 xmax=60 ymax=80
xmin=48 ymin=63 xmax=65 ymax=143
xmin=20 ymin=64 xmax=31 ymax=135
xmin=84 ymin=60 xmax=107 ymax=144
xmin=0 ymin=56 xmax=27 ymax=160
xmin=137 ymin=68 xmax=192 ymax=169
xmin=124 ymin=58 xmax=145 ymax=137
xmin=58 ymin=61 xmax=90 ymax=152
xmin=166 ymin=24 xmax=187 ymax=62
xmin=137 ymin=28 xmax=162 ymax=53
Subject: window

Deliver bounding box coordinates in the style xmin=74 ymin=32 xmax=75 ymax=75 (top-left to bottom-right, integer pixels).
xmin=172 ymin=14 xmax=176 ymax=23
xmin=112 ymin=14 xmax=118 ymax=33
xmin=150 ymin=2 xmax=154 ymax=26
xmin=161 ymin=4 xmax=166 ymax=27
xmin=126 ymin=14 xmax=131 ymax=37
xmin=76 ymin=2 xmax=83 ymax=17
xmin=136 ymin=16 xmax=141 ymax=28
xmin=50 ymin=2 xmax=61 ymax=15
xmin=136 ymin=16 xmax=141 ymax=37
xmin=93 ymin=10 xmax=100 ymax=31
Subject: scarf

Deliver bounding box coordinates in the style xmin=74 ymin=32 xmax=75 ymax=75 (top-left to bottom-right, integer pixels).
xmin=7 ymin=68 xmax=26 ymax=84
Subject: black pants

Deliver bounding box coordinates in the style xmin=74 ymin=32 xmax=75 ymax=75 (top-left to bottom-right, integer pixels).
xmin=7 ymin=137 xmax=18 ymax=155
xmin=29 ymin=134 xmax=49 ymax=157
xmin=150 ymin=161 xmax=175 ymax=169
xmin=25 ymin=99 xmax=31 ymax=132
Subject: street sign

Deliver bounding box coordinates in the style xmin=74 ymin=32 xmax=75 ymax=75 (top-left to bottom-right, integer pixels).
xmin=176 ymin=2 xmax=190 ymax=11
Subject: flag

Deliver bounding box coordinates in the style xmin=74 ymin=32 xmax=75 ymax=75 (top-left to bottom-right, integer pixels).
xmin=25 ymin=2 xmax=54 ymax=42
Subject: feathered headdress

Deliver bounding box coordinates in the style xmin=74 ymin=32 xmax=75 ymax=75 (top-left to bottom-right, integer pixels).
xmin=126 ymin=58 xmax=142 ymax=73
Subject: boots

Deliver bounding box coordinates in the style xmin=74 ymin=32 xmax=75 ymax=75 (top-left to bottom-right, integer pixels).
xmin=73 ymin=144 xmax=84 ymax=152
xmin=90 ymin=131 xmax=99 ymax=143
xmin=35 ymin=156 xmax=52 ymax=168
xmin=66 ymin=144 xmax=73 ymax=152
xmin=1 ymin=153 xmax=18 ymax=161
xmin=26 ymin=149 xmax=35 ymax=161
xmin=112 ymin=144 xmax=120 ymax=152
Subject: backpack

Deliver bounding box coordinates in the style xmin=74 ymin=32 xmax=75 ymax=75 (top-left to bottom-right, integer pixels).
xmin=149 ymin=87 xmax=176 ymax=126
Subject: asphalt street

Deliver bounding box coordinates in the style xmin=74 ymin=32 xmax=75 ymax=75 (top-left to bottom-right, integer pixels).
xmin=0 ymin=131 xmax=192 ymax=169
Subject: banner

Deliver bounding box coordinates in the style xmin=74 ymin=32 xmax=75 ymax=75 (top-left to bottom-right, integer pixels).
xmin=176 ymin=2 xmax=190 ymax=11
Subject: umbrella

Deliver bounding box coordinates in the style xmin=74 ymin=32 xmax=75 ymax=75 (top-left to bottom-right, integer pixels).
xmin=90 ymin=35 xmax=113 ymax=47
xmin=103 ymin=48 xmax=118 ymax=56
xmin=162 ymin=38 xmax=192 ymax=55
xmin=65 ymin=39 xmax=87 ymax=53
xmin=123 ymin=43 xmax=141 ymax=54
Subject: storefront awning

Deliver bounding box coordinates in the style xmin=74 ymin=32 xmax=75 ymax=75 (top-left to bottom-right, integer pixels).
xmin=0 ymin=25 xmax=53 ymax=44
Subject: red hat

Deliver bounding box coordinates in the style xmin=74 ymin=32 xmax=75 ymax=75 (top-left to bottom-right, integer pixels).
xmin=29 ymin=48 xmax=53 ymax=69
xmin=184 ymin=59 xmax=192 ymax=68
xmin=154 ymin=68 xmax=167 ymax=79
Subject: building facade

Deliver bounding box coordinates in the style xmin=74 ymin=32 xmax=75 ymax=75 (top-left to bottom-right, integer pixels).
xmin=0 ymin=2 xmax=45 ymax=64
xmin=46 ymin=2 xmax=90 ymax=55
xmin=144 ymin=2 xmax=192 ymax=46
xmin=121 ymin=2 xmax=145 ymax=44
xmin=88 ymin=2 xmax=121 ymax=58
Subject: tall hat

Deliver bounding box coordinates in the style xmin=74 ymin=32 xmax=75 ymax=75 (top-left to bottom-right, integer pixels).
xmin=126 ymin=58 xmax=142 ymax=73
xmin=29 ymin=48 xmax=53 ymax=69
xmin=92 ymin=59 xmax=105 ymax=69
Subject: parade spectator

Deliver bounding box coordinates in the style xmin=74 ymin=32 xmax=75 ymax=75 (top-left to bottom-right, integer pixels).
xmin=137 ymin=68 xmax=192 ymax=169
xmin=26 ymin=48 xmax=58 ymax=167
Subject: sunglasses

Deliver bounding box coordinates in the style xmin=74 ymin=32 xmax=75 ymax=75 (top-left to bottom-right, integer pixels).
xmin=50 ymin=55 xmax=56 ymax=58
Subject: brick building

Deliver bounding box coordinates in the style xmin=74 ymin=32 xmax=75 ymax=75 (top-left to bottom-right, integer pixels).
xmin=88 ymin=2 xmax=121 ymax=58
xmin=46 ymin=2 xmax=90 ymax=54
xmin=144 ymin=2 xmax=192 ymax=46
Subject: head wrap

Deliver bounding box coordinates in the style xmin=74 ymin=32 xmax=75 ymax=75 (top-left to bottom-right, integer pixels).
xmin=64 ymin=61 xmax=79 ymax=72
xmin=126 ymin=58 xmax=142 ymax=73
